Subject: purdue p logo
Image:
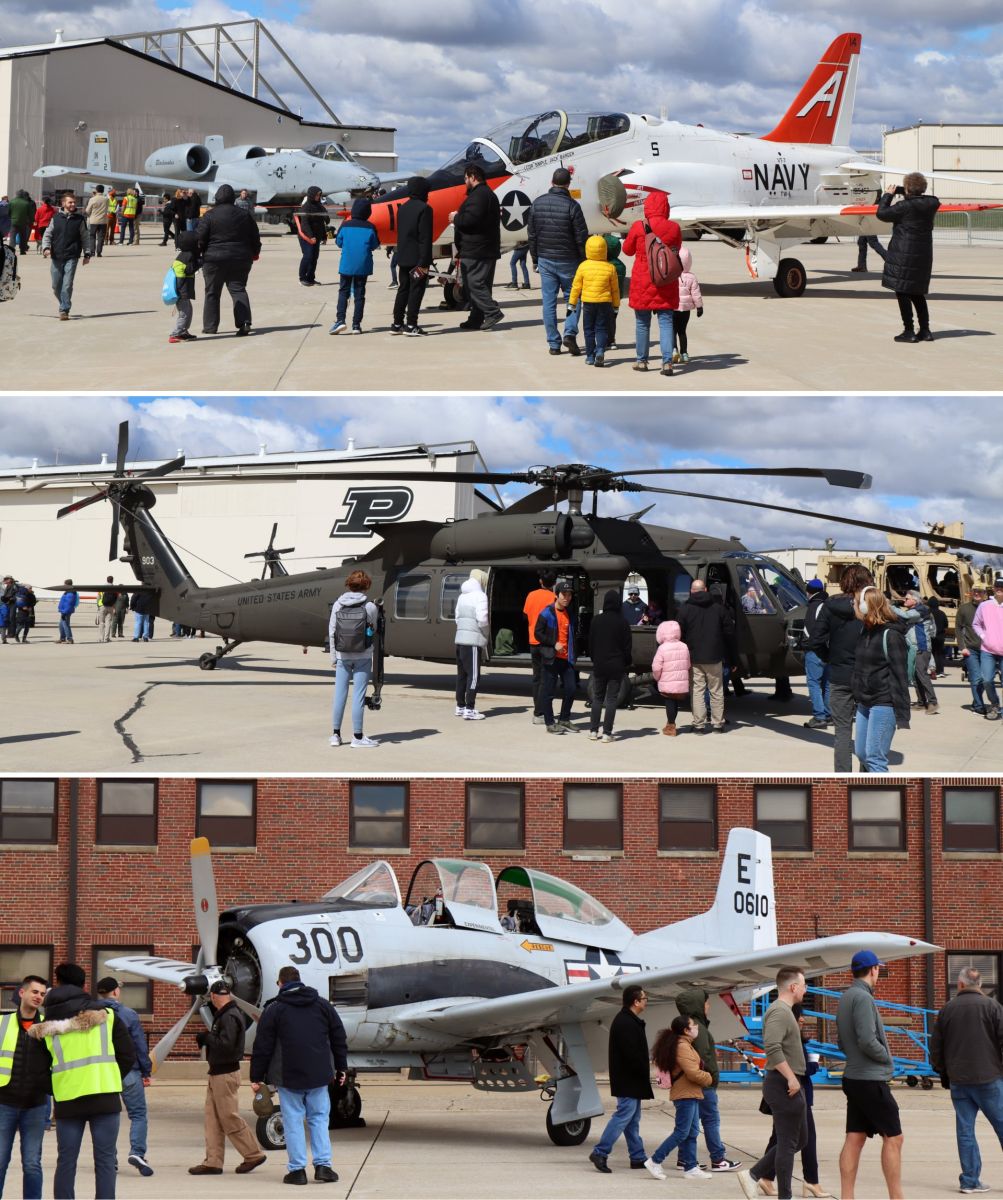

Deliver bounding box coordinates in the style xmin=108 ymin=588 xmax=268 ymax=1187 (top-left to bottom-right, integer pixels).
xmin=331 ymin=487 xmax=414 ymax=538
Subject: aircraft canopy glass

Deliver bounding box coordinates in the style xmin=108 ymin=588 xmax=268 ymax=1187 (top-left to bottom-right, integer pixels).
xmin=322 ymin=860 xmax=401 ymax=908
xmin=497 ymin=866 xmax=615 ymax=927
xmin=426 ymin=141 xmax=509 ymax=190
xmin=483 ymin=111 xmax=630 ymax=165
xmin=304 ymin=142 xmax=355 ymax=163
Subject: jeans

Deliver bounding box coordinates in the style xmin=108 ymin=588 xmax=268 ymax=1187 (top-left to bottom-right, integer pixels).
xmin=298 ymin=236 xmax=320 ymax=283
xmin=132 ymin=613 xmax=153 ymax=639
xmin=333 ymin=655 xmax=372 ymax=736
xmin=594 ymin=1095 xmax=645 ymax=1162
xmin=856 ymin=235 xmax=887 ymax=268
xmin=50 ymin=257 xmax=79 ymax=313
xmin=589 ymin=670 xmax=623 ymax=735
xmin=829 ymin=682 xmax=856 ymax=772
xmin=583 ymin=302 xmax=612 ymax=361
xmin=697 ymin=1086 xmax=726 ymax=1164
xmin=854 ymin=703 xmax=898 ymax=772
xmin=121 ymin=1068 xmax=149 ymax=1156
xmin=963 ymin=653 xmax=987 ymax=708
xmin=118 ymin=216 xmax=135 ymax=244
xmin=804 ymin=650 xmax=831 ymax=720
xmin=980 ymin=651 xmax=1003 ymax=708
xmin=277 ymin=1086 xmax=331 ymax=1173
xmin=54 ymin=1110 xmax=119 ymax=1200
xmin=0 ymin=1100 xmax=47 ymax=1200
xmin=951 ymin=1079 xmax=1003 ymax=1191
xmin=541 ymin=658 xmax=576 ymax=725
xmin=59 ymin=614 xmax=73 ymax=641
xmin=651 ymin=1097 xmax=700 ymax=1168
xmin=530 ymin=645 xmax=546 ymax=717
xmin=510 ymin=244 xmax=530 ymax=285
xmin=634 ymin=308 xmax=674 ymax=363
xmin=337 ymin=275 xmax=368 ymax=327
xmin=537 ymin=257 xmax=580 ymax=348
xmin=89 ymin=223 xmax=106 ymax=256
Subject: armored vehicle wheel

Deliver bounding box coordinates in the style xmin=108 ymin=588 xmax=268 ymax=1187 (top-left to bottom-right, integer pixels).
xmin=546 ymin=1104 xmax=591 ymax=1146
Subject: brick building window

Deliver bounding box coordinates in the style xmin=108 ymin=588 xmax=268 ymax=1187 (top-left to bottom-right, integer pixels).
xmin=97 ymin=780 xmax=158 ymax=845
xmin=196 ymin=781 xmax=256 ymax=847
xmin=0 ymin=780 xmax=57 ymax=843
xmin=350 ymin=783 xmax=409 ymax=848
xmin=92 ymin=946 xmax=154 ymax=1013
xmin=849 ymin=788 xmax=905 ymax=850
xmin=943 ymin=787 xmax=1000 ymax=852
xmin=946 ymin=952 xmax=999 ymax=1000
xmin=659 ymin=785 xmax=717 ymax=850
xmin=755 ymin=786 xmax=811 ymax=850
xmin=466 ymin=784 xmax=524 ymax=850
xmin=564 ymin=784 xmax=622 ymax=851
xmin=0 ymin=946 xmax=52 ymax=1009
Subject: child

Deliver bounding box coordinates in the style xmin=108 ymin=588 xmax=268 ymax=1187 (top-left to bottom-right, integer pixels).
xmin=507 ymin=241 xmax=530 ymax=289
xmin=168 ymin=231 xmax=200 ymax=343
xmin=603 ymin=234 xmax=626 ymax=348
xmin=569 ymin=235 xmax=620 ymax=366
xmin=645 ymin=1015 xmax=714 ymax=1180
xmin=651 ymin=619 xmax=691 ymax=736
xmin=673 ymin=245 xmax=703 ymax=364
xmin=330 ymin=198 xmax=380 ymax=335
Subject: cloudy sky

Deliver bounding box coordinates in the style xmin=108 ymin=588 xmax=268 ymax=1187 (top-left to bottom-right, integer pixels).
xmin=5 ymin=1 xmax=1003 ymax=167
xmin=2 ymin=396 xmax=1000 ymax=561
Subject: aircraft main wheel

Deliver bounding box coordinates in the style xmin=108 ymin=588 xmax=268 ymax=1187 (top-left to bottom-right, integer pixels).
xmin=773 ymin=258 xmax=807 ymax=297
xmin=546 ymin=1104 xmax=591 ymax=1146
xmin=198 ymin=653 xmax=216 ymax=671
xmin=256 ymin=1111 xmax=285 ymax=1151
xmin=809 ymin=235 xmax=828 ymax=244
xmin=330 ymin=1084 xmax=363 ymax=1125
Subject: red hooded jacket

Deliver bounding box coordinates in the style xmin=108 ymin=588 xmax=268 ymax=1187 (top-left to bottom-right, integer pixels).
xmin=622 ymin=191 xmax=682 ymax=311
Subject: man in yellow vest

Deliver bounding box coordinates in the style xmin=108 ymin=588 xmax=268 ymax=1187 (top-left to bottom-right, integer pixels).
xmin=28 ymin=963 xmax=134 ymax=1200
xmin=119 ymin=189 xmax=139 ymax=246
xmin=0 ymin=973 xmax=50 ymax=1199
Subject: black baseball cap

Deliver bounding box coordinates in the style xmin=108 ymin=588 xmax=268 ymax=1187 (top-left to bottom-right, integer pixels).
xmin=209 ymin=980 xmax=231 ymax=995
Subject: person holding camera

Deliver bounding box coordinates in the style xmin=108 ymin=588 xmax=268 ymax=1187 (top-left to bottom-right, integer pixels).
xmin=877 ymin=172 xmax=941 ymax=343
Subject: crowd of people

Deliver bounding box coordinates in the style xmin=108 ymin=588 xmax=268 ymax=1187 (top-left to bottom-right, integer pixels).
xmin=590 ymin=960 xmax=1003 ymax=1199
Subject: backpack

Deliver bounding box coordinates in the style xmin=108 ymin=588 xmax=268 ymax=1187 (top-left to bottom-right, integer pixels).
xmin=333 ymin=602 xmax=373 ymax=655
xmin=0 ymin=243 xmax=19 ymax=302
xmin=643 ymin=220 xmax=682 ymax=286
xmin=161 ymin=265 xmax=179 ymax=305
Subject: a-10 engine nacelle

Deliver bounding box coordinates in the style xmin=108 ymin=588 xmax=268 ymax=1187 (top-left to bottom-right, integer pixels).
xmin=145 ymin=144 xmax=214 ymax=179
xmin=430 ymin=513 xmax=595 ymax=562
xmin=213 ymin=145 xmax=268 ymax=165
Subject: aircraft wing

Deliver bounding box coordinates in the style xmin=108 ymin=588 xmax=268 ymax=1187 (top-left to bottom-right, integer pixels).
xmin=104 ymin=955 xmax=200 ymax=987
xmin=839 ymin=161 xmax=1002 ymax=187
xmin=669 ymin=202 xmax=1000 ymax=228
xmin=35 ymin=164 xmax=211 ymax=195
xmin=396 ymin=932 xmax=935 ymax=1041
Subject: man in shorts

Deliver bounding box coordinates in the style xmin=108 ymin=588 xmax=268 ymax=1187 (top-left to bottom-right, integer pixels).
xmin=836 ymin=949 xmax=903 ymax=1199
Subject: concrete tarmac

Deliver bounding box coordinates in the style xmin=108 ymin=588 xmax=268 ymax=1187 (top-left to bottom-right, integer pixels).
xmin=15 ymin=1073 xmax=1000 ymax=1199
xmin=2 ymin=610 xmax=998 ymax=772
xmin=6 ymin=234 xmax=1001 ymax=392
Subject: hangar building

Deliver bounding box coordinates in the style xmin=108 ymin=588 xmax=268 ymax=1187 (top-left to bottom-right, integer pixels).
xmin=883 ymin=123 xmax=1003 ymax=202
xmin=0 ymin=24 xmax=396 ymax=196
xmin=0 ymin=439 xmax=492 ymax=591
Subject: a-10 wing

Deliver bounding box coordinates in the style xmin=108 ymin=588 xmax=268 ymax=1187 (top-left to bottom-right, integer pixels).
xmin=35 ymin=164 xmax=215 ymax=197
xmin=397 ymin=932 xmax=936 ymax=1041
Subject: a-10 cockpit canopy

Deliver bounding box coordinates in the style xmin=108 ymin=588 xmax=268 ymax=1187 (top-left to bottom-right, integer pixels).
xmin=303 ymin=141 xmax=357 ymax=164
xmin=322 ymin=858 xmax=633 ymax=951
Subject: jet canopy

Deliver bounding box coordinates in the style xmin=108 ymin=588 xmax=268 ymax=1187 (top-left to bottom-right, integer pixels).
xmin=497 ymin=865 xmax=634 ymax=952
xmin=303 ymin=141 xmax=357 ymax=163
xmin=482 ymin=111 xmax=631 ymax=165
xmin=322 ymin=860 xmax=402 ymax=908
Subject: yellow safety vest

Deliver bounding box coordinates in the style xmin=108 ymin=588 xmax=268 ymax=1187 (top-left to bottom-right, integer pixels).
xmin=123 ymin=194 xmax=138 ymax=218
xmin=49 ymin=1010 xmax=121 ymax=1103
xmin=108 ymin=196 xmax=119 ymax=214
xmin=0 ymin=1009 xmax=42 ymax=1088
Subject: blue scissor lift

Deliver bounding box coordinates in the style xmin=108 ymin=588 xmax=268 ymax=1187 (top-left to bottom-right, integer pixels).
xmin=718 ymin=986 xmax=939 ymax=1089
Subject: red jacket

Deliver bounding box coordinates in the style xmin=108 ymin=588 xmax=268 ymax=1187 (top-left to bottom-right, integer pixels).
xmin=622 ymin=191 xmax=682 ymax=310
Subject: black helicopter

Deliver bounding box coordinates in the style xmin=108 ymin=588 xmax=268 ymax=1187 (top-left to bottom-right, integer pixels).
xmin=54 ymin=422 xmax=1003 ymax=704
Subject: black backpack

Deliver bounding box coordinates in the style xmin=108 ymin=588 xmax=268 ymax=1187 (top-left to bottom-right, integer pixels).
xmin=334 ymin=602 xmax=372 ymax=654
xmin=0 ymin=243 xmax=19 ymax=302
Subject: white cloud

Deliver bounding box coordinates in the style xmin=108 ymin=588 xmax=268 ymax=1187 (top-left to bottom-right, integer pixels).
xmin=915 ymin=49 xmax=950 ymax=65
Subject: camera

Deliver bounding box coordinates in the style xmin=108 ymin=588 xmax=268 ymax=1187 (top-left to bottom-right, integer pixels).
xmin=894 ymin=185 xmax=905 ymax=196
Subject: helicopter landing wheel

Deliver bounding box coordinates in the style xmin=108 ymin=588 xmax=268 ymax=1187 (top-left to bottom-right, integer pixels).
xmin=198 ymin=653 xmax=216 ymax=671
xmin=773 ymin=258 xmax=807 ymax=297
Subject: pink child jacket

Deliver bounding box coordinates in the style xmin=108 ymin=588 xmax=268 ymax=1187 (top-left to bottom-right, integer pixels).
xmin=652 ymin=620 xmax=691 ymax=695
xmin=676 ymin=246 xmax=703 ymax=312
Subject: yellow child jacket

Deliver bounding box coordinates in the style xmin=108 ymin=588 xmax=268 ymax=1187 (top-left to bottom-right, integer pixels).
xmin=569 ymin=235 xmax=620 ymax=308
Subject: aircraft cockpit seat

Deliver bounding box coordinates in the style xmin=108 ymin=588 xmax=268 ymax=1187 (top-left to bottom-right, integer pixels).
xmin=514 ymin=905 xmax=541 ymax=937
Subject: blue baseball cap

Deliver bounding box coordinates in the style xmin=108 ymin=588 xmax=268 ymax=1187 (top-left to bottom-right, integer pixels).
xmin=851 ymin=950 xmax=885 ymax=972
xmin=806 ymin=578 xmax=825 ymax=593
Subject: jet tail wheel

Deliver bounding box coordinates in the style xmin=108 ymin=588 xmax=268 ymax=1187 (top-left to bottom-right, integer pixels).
xmin=597 ymin=173 xmax=627 ymax=220
xmin=773 ymin=257 xmax=807 ymax=297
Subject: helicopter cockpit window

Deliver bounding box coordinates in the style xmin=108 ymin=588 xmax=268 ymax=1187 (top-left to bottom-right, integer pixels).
xmin=672 ymin=570 xmax=694 ymax=610
xmin=426 ymin=141 xmax=509 ymax=190
xmin=440 ymin=573 xmax=467 ymax=620
xmin=761 ymin=565 xmax=807 ymax=614
xmin=886 ymin=564 xmax=918 ymax=599
xmin=322 ymin=860 xmax=401 ymax=908
xmin=928 ymin=565 xmax=960 ymax=600
xmin=737 ymin=566 xmax=773 ymax=614
xmin=394 ymin=574 xmax=431 ymax=620
xmin=485 ymin=112 xmax=565 ymax=165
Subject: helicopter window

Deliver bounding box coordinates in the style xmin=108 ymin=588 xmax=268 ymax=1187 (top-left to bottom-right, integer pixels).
xmin=394 ymin=574 xmax=431 ymax=620
xmin=348 ymin=783 xmax=409 ymax=848
xmin=672 ymin=570 xmax=694 ymax=609
xmin=322 ymin=860 xmax=401 ymax=908
xmin=440 ymin=573 xmax=468 ymax=620
xmin=737 ymin=566 xmax=773 ymax=615
xmin=425 ymin=142 xmax=509 ymax=191
xmin=761 ymin=565 xmax=806 ymax=614
xmin=560 ymin=112 xmax=631 ymax=150
xmin=466 ymin=783 xmax=524 ymax=851
xmin=928 ymin=565 xmax=960 ymax=600
xmin=885 ymin=564 xmax=918 ymax=599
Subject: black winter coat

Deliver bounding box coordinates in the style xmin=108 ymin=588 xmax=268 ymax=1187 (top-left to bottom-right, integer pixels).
xmin=527 ymin=187 xmax=588 ymax=265
xmin=453 ymin=182 xmax=500 ymax=259
xmin=877 ymin=192 xmax=940 ymax=294
xmin=250 ymin=983 xmax=348 ymax=1091
xmin=200 ymin=1000 xmax=247 ymax=1075
xmin=587 ymin=593 xmax=632 ymax=677
xmin=607 ymin=1008 xmax=653 ymax=1100
xmin=677 ymin=592 xmax=733 ymax=664
xmin=930 ymin=989 xmax=1003 ymax=1087
xmin=851 ymin=621 xmax=911 ymax=724
xmin=197 ymin=200 xmax=262 ymax=265
xmin=396 ymin=196 xmax=433 ymax=268
xmin=807 ymin=593 xmax=861 ymax=687
xmin=0 ymin=1009 xmax=51 ymax=1108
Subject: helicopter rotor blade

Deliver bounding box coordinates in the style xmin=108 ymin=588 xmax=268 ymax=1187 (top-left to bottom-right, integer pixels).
xmin=149 ymin=998 xmax=201 ymax=1073
xmin=141 ymin=454 xmax=186 ymax=479
xmin=56 ymin=489 xmax=109 ymax=519
xmin=267 ymin=522 xmax=278 ymax=552
xmin=637 ymin=485 xmax=1003 ymax=556
xmin=503 ymin=487 xmax=571 ymax=515
xmin=190 ymin=837 xmax=220 ymax=968
xmin=114 ymin=420 xmax=129 ymax=477
xmin=611 ymin=467 xmax=872 ymax=490
xmin=109 ymin=507 xmax=120 ymax=562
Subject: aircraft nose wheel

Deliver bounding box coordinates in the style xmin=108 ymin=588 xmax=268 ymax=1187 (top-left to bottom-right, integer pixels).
xmin=198 ymin=653 xmax=216 ymax=671
xmin=255 ymin=1110 xmax=285 ymax=1152
xmin=197 ymin=639 xmax=244 ymax=671
xmin=545 ymin=1103 xmax=591 ymax=1146
xmin=773 ymin=258 xmax=807 ymax=297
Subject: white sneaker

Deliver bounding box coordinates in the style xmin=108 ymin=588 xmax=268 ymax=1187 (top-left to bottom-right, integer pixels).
xmin=683 ymin=1166 xmax=711 ymax=1180
xmin=329 ymin=733 xmax=342 ymax=747
xmin=463 ymin=709 xmax=486 ymax=720
xmin=350 ymin=735 xmax=379 ymax=748
xmin=454 ymin=705 xmax=466 ymax=717
xmin=644 ymin=1158 xmax=667 ymax=1180
xmin=587 ymin=730 xmax=599 ymax=741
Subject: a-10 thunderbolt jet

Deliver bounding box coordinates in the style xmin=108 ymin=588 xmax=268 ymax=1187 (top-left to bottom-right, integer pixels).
xmin=369 ymin=32 xmax=1000 ymax=296
xmin=107 ymin=829 xmax=936 ymax=1150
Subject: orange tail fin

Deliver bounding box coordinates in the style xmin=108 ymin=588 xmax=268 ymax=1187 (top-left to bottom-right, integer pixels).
xmin=762 ymin=32 xmax=861 ymax=146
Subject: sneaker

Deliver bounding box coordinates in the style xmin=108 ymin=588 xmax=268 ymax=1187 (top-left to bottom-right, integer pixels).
xmin=601 ymin=733 xmax=614 ymax=743
xmin=168 ymin=335 xmax=182 ymax=343
xmin=681 ymin=352 xmax=689 ymax=363
xmin=562 ymin=334 xmax=581 ymax=356
xmin=403 ymin=325 xmax=427 ymax=336
xmin=389 ymin=323 xmax=404 ymax=335
xmin=128 ymin=1153 xmax=155 ymax=1176
xmin=737 ymin=1170 xmax=760 ymax=1198
xmin=235 ymin=322 xmax=252 ymax=336
xmin=548 ymin=346 xmax=561 ymax=355
xmin=803 ymin=717 xmax=829 ymax=729
xmin=893 ymin=330 xmax=918 ymax=343
xmin=660 ymin=362 xmax=674 ymax=376
xmin=545 ymin=724 xmax=565 ymax=735
xmin=59 ymin=311 xmax=69 ymax=321
xmin=672 ymin=350 xmax=681 ymax=363
xmin=986 ymin=707 xmax=1001 ymax=721
xmin=350 ymin=735 xmax=379 ymax=748
xmin=632 ymin=361 xmax=648 ymax=371
xmin=960 ymin=1185 xmax=991 ymax=1194
xmin=180 ymin=332 xmax=198 ymax=341
xmin=588 ymin=1151 xmax=611 ymax=1174
xmin=587 ymin=730 xmax=599 ymax=741
xmin=711 ymin=1159 xmax=742 ymax=1171
xmin=481 ymin=312 xmax=503 ymax=331
xmin=585 ymin=357 xmax=595 ymax=366
xmin=455 ymin=705 xmax=466 ymax=717
xmin=917 ymin=329 xmax=935 ymax=342
xmin=594 ymin=354 xmax=604 ymax=367
xmin=683 ymin=1166 xmax=711 ymax=1179
xmin=850 ymin=265 xmax=867 ymax=272
xmin=463 ymin=709 xmax=486 ymax=720
xmin=283 ymin=1169 xmax=308 ymax=1185
xmin=926 ymin=704 xmax=940 ymax=715
xmin=351 ymin=326 xmax=362 ymax=334
xmin=329 ymin=321 xmax=347 ymax=335
xmin=532 ymin=715 xmax=546 ymax=725
xmin=329 ymin=733 xmax=342 ymax=747
xmin=314 ymin=1165 xmax=339 ymax=1183
xmin=644 ymin=1158 xmax=667 ymax=1180
xmin=557 ymin=720 xmax=576 ymax=732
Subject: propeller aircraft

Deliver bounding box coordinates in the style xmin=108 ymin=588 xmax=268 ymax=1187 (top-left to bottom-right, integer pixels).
xmin=49 ymin=423 xmax=1003 ymax=703
xmin=369 ymin=33 xmax=1000 ymax=296
xmin=107 ymin=828 xmax=936 ymax=1148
